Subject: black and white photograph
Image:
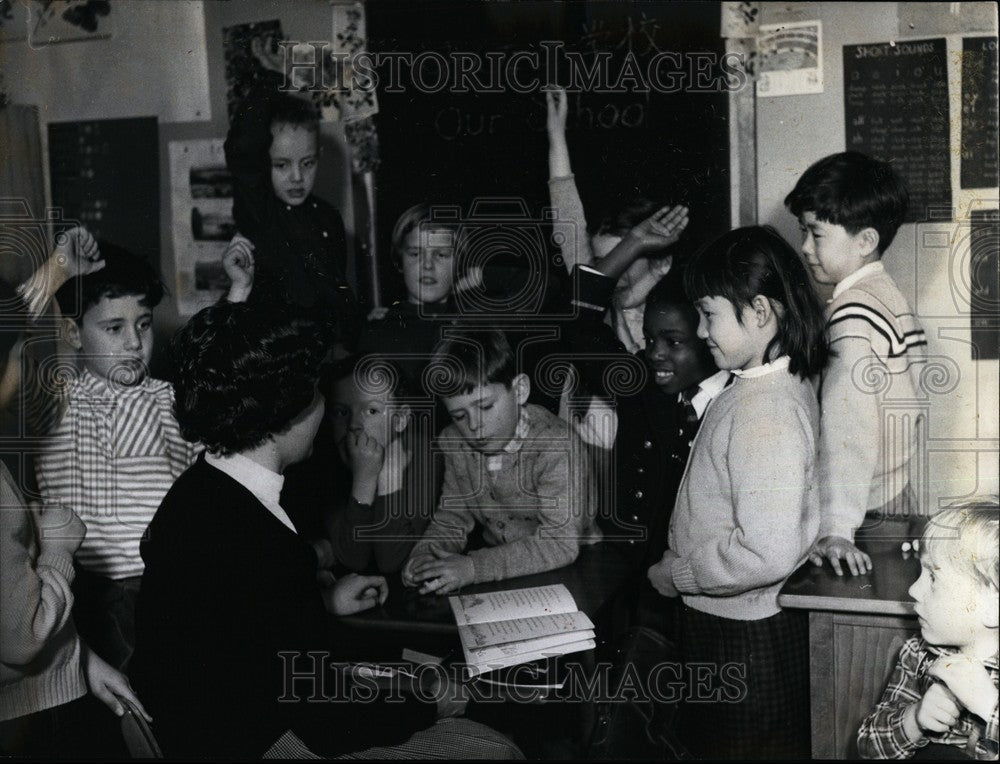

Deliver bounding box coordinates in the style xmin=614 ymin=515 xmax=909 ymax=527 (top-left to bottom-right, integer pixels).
xmin=1 ymin=0 xmax=998 ymax=760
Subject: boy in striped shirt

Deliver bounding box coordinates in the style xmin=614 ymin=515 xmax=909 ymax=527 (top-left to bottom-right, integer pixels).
xmin=785 ymin=152 xmax=927 ymax=577
xmin=35 ymin=244 xmax=200 ymax=670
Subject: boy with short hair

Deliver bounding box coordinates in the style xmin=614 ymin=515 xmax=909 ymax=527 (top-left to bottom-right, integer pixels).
xmin=785 ymin=151 xmax=927 ymax=576
xmin=131 ymin=301 xmax=519 ymax=759
xmin=402 ymin=329 xmax=601 ymax=594
xmin=34 ymin=244 xmax=200 ymax=670
xmin=858 ymin=500 xmax=999 ymax=759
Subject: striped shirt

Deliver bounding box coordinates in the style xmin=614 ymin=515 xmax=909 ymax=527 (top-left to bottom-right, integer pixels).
xmin=35 ymin=369 xmax=201 ymax=579
xmin=818 ymin=263 xmax=928 ymax=540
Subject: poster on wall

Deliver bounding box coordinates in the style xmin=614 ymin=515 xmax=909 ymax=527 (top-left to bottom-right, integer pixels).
xmin=29 ymin=0 xmax=114 ymax=46
xmin=756 ymin=21 xmax=823 ymax=97
xmin=843 ymin=38 xmax=950 ymax=222
xmin=169 ymin=139 xmax=235 ymax=316
xmin=222 ymin=18 xmax=284 ymax=120
xmin=960 ymin=36 xmax=999 ymax=190
xmin=0 ymin=0 xmax=28 ymax=41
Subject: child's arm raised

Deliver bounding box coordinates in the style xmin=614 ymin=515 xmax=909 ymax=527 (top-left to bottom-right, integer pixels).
xmin=546 ymin=89 xmax=594 ymax=275
xmin=222 ymin=233 xmax=255 ymax=303
xmin=593 ymin=205 xmax=688 ymax=284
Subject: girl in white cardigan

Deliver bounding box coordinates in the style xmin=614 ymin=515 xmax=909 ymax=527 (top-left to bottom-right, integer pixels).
xmin=647 ymin=226 xmax=829 ymax=759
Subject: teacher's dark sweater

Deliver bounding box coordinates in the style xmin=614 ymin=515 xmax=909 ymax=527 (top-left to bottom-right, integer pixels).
xmin=130 ymin=457 xmax=434 ymax=758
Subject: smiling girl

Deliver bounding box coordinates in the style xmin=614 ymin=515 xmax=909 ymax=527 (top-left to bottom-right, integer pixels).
xmin=646 ymin=225 xmax=829 ymax=759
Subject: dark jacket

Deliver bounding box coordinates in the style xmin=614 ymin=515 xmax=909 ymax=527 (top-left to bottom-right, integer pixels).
xmin=130 ymin=457 xmax=434 ymax=758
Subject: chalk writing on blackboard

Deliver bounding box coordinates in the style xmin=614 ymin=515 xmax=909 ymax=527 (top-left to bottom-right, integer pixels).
xmin=961 ymin=37 xmax=999 ymax=190
xmin=970 ymin=209 xmax=999 ymax=361
xmin=843 ymin=38 xmax=950 ymax=223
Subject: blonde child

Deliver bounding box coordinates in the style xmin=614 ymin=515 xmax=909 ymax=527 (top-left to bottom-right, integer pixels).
xmin=647 ymin=226 xmax=829 ymax=758
xmin=858 ymin=500 xmax=998 ymax=759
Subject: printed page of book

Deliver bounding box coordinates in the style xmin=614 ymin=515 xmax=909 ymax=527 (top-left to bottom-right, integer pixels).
xmin=449 ymin=584 xmax=579 ymax=626
xmin=465 ymin=638 xmax=597 ymax=678
xmin=458 ymin=611 xmax=595 ymax=651
xmin=465 ymin=629 xmax=596 ymax=665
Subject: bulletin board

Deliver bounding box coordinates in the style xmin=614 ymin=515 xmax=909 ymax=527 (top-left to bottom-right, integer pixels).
xmin=47 ymin=116 xmax=160 ymax=265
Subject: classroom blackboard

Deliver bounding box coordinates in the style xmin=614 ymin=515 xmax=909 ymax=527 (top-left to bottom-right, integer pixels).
xmin=843 ymin=38 xmax=950 ymax=223
xmin=961 ymin=36 xmax=999 ymax=190
xmin=970 ymin=208 xmax=999 ymax=361
xmin=366 ymin=1 xmax=731 ymax=303
xmin=48 ymin=116 xmax=160 ymax=265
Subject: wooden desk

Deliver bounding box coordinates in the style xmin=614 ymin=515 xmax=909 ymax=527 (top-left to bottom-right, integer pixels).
xmin=779 ymin=517 xmax=924 ymax=759
xmin=339 ymin=542 xmax=635 ymax=648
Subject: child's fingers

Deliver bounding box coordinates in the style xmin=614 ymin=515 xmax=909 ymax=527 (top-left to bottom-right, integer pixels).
xmin=419 ymin=576 xmax=446 ymax=595
xmin=828 ymin=552 xmax=845 ymax=577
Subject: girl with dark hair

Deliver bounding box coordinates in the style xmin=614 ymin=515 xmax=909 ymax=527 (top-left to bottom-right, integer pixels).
xmin=647 ymin=225 xmax=829 ymax=759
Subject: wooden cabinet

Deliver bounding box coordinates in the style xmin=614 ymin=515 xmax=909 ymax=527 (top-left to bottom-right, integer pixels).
xmin=780 ymin=519 xmax=922 ymax=759
xmin=807 ymin=611 xmax=919 ymax=758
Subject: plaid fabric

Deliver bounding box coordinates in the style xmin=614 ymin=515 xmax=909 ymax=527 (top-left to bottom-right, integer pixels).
xmin=857 ymin=637 xmax=1000 ymax=760
xmin=264 ymin=719 xmax=524 ymax=760
xmin=676 ymin=604 xmax=811 ymax=760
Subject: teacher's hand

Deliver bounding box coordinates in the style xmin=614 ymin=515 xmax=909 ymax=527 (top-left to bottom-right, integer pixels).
xmin=323 ymin=573 xmax=388 ymax=616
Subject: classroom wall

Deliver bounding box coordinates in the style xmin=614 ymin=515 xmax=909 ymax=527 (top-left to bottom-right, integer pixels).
xmin=756 ymin=1 xmax=1000 ymax=511
xmin=0 ymin=0 xmax=354 ymax=369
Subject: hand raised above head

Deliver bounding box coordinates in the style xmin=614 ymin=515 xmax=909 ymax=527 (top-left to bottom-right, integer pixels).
xmin=546 ymin=88 xmax=568 ymax=136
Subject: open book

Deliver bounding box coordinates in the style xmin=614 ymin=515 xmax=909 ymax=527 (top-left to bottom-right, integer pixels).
xmin=448 ymin=584 xmax=596 ymax=677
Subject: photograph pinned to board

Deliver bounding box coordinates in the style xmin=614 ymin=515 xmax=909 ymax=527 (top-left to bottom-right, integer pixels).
xmin=222 ymin=18 xmax=284 ymax=120
xmin=0 ymin=0 xmax=28 ymax=41
xmin=756 ymin=20 xmax=823 ymax=97
xmin=169 ymin=139 xmax=236 ymax=316
xmin=28 ymin=0 xmax=113 ymax=47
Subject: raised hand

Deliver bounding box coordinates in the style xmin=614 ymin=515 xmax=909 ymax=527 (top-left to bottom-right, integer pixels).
xmin=222 ymin=234 xmax=255 ymax=302
xmin=628 ymin=205 xmax=690 ymax=254
xmin=546 ymin=88 xmax=568 ymax=137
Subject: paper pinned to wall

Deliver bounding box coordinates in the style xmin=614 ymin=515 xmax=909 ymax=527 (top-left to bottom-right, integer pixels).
xmin=169 ymin=139 xmax=235 ymax=316
xmin=756 ymin=20 xmax=824 ymax=97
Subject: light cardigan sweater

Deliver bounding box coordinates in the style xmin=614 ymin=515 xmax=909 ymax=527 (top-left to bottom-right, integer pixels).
xmin=409 ymin=403 xmax=601 ymax=583
xmin=0 ymin=462 xmax=86 ymax=722
xmin=668 ymin=358 xmax=821 ymax=620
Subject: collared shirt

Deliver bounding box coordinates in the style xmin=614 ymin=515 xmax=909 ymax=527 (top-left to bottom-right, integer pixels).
xmin=858 ymin=637 xmax=999 ymax=760
xmin=682 ymin=370 xmax=732 ymax=419
xmin=35 ymin=368 xmax=201 ymax=579
xmin=485 ymin=406 xmax=530 ymax=472
xmin=731 ymin=355 xmax=791 ymax=380
xmin=831 ymin=261 xmax=885 ymax=301
xmin=205 ymin=452 xmax=297 ymax=535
